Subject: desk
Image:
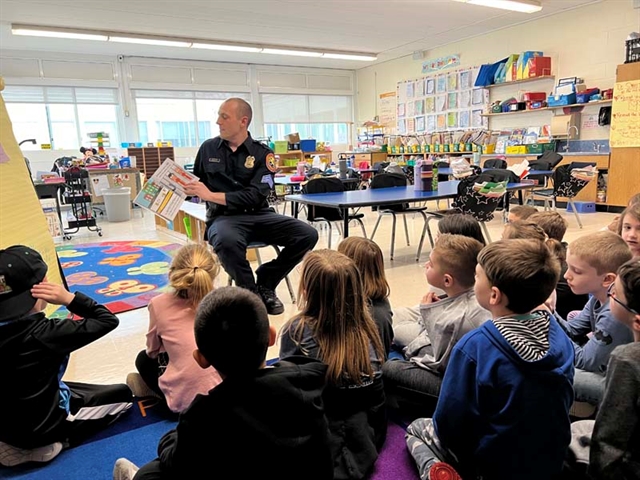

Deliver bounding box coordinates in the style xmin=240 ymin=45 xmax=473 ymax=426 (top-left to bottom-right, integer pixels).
xmin=33 ymin=181 xmax=64 ymax=229
xmin=285 ymin=181 xmax=536 ymax=237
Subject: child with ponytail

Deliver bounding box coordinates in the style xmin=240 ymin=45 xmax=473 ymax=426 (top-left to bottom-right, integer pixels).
xmin=127 ymin=244 xmax=222 ymax=413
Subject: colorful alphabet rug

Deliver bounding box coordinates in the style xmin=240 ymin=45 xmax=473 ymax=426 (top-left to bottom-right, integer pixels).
xmin=53 ymin=240 xmax=182 ymax=318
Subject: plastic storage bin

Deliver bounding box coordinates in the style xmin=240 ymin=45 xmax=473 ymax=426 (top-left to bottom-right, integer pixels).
xmin=103 ymin=187 xmax=131 ymax=222
xmin=566 ymin=201 xmax=596 ymax=213
xmin=300 ymin=139 xmax=317 ymax=152
xmin=273 ymin=141 xmax=288 ymax=154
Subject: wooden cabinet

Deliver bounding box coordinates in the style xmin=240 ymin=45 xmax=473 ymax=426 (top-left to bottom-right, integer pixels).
xmin=275 ymin=150 xmax=333 ymax=170
xmin=341 ymin=151 xmax=388 ymax=167
xmin=127 ymin=147 xmax=175 ymax=178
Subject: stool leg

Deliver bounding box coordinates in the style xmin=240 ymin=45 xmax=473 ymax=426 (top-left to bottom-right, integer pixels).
xmin=356 ymin=218 xmax=367 ymax=238
xmin=481 ymin=222 xmax=492 ymax=243
xmin=569 ymin=199 xmax=583 ymax=229
xmin=326 ymin=221 xmax=333 ymax=249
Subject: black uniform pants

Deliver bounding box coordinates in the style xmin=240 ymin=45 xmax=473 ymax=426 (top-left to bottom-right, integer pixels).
xmin=207 ymin=209 xmax=318 ymax=291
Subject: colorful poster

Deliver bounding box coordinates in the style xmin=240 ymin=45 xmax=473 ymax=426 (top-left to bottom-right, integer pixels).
xmin=426 ymin=78 xmax=435 ymax=95
xmin=436 ymin=75 xmax=447 ymax=94
xmin=398 ymin=103 xmax=406 ymax=118
xmin=436 ymin=94 xmax=447 ymax=112
xmin=472 ymin=109 xmax=484 ymax=128
xmin=421 ymin=54 xmax=461 ymax=74
xmin=447 ymin=112 xmax=458 ymax=129
xmin=398 ymin=119 xmax=407 ymax=134
xmin=427 ymin=115 xmax=436 ymax=132
xmin=415 ymin=99 xmax=425 ymax=115
xmin=425 ymin=97 xmax=435 ymax=113
xmin=459 ymin=110 xmax=471 ymax=129
xmin=459 ymin=70 xmax=472 ymax=90
xmin=448 ymin=92 xmax=458 ymax=110
xmin=406 ymin=118 xmax=416 ymax=133
xmin=437 ymin=114 xmax=447 ymax=130
xmin=416 ymin=116 xmax=426 ymax=132
xmin=459 ymin=90 xmax=471 ymax=108
xmin=447 ymin=72 xmax=458 ymax=91
xmin=416 ymin=80 xmax=425 ymax=97
xmin=610 ymin=80 xmax=640 ymax=147
xmin=378 ymin=92 xmax=396 ymax=128
xmin=472 ymin=88 xmax=487 ymax=105
xmin=406 ymin=82 xmax=415 ymax=98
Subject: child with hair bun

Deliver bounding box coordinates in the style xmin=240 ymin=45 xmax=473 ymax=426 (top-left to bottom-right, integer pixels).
xmin=127 ymin=244 xmax=222 ymax=413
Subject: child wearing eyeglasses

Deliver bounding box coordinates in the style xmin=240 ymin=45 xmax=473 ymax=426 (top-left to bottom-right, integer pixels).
xmin=569 ymin=258 xmax=640 ymax=478
xmin=559 ymin=231 xmax=633 ymax=412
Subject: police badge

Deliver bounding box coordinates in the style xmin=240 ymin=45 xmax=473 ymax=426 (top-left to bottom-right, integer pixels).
xmin=244 ymin=156 xmax=255 ymax=169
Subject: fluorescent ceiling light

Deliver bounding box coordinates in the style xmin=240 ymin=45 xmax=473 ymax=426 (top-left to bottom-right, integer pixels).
xmin=262 ymin=48 xmax=323 ymax=57
xmin=109 ymin=36 xmax=191 ymax=47
xmin=323 ymin=53 xmax=377 ymax=61
xmin=12 ymin=26 xmax=107 ymax=41
xmin=192 ymin=43 xmax=262 ymax=53
xmin=455 ymin=0 xmax=542 ymax=13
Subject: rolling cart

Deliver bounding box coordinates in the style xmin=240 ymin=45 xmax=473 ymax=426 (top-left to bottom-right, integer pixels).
xmin=62 ymin=167 xmax=102 ymax=240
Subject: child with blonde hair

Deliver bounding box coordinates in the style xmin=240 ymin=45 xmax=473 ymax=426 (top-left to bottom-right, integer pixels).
xmin=383 ymin=234 xmax=488 ymax=417
xmin=559 ymin=231 xmax=633 ymax=409
xmin=128 ymin=243 xmax=222 ymax=413
xmin=280 ymin=250 xmax=386 ymax=480
xmin=618 ymin=202 xmax=640 ymax=258
xmin=338 ymin=237 xmax=393 ymax=357
xmin=507 ymin=204 xmax=538 ymax=223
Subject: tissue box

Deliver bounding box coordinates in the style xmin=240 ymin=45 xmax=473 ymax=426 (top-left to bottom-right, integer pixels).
xmin=505 ymin=146 xmax=527 ymax=154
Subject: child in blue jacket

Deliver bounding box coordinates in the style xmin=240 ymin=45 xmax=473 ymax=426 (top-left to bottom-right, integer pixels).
xmin=406 ymin=239 xmax=575 ymax=480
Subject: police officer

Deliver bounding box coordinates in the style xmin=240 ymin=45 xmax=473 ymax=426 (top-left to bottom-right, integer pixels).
xmin=185 ymin=98 xmax=318 ymax=315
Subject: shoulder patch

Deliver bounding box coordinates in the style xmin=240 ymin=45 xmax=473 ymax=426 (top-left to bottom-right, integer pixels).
xmin=266 ymin=153 xmax=277 ymax=173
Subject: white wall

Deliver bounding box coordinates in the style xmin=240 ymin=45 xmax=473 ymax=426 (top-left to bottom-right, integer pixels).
xmin=356 ymin=0 xmax=640 ymax=141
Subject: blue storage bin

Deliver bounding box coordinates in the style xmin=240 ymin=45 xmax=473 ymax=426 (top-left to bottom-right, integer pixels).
xmin=547 ymin=93 xmax=577 ymax=107
xmin=566 ymin=201 xmax=596 ymax=213
xmin=300 ymin=139 xmax=317 ymax=152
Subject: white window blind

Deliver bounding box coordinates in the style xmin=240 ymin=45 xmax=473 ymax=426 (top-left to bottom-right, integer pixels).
xmin=262 ymin=94 xmax=352 ymax=123
xmin=3 ymin=86 xmax=118 ymax=104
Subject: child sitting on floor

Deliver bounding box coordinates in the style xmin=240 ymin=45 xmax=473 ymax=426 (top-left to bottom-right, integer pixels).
xmin=382 ymin=234 xmax=487 ymax=417
xmin=568 ymin=258 xmax=640 ymax=479
xmin=128 ymin=244 xmax=222 ymax=413
xmin=0 ymin=246 xmax=132 ymax=467
xmin=559 ymin=231 xmax=633 ymax=410
xmin=618 ymin=202 xmax=640 ymax=258
xmin=406 ymin=239 xmax=574 ymax=480
xmin=113 ymin=287 xmax=333 ymax=480
xmin=338 ymin=237 xmax=393 ymax=358
xmin=507 ymin=204 xmax=538 ymax=223
xmin=393 ymin=213 xmax=486 ymax=349
xmin=280 ymin=250 xmax=386 ymax=480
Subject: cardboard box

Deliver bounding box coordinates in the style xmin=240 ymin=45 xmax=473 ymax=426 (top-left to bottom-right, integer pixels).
xmin=285 ymin=133 xmax=300 ymax=143
xmin=517 ymin=51 xmax=543 ymax=80
xmin=527 ymin=56 xmax=552 ymax=78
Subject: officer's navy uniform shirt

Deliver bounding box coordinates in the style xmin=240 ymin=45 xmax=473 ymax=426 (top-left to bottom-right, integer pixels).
xmin=193 ymin=133 xmax=275 ymax=222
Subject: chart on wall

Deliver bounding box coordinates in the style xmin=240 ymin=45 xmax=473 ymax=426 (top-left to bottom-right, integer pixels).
xmin=396 ymin=66 xmax=489 ymax=135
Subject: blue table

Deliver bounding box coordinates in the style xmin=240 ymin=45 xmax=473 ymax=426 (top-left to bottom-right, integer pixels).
xmin=285 ymin=180 xmax=536 ymax=237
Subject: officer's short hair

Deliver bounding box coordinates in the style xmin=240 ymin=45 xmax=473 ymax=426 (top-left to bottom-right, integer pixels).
xmin=226 ymin=97 xmax=253 ymax=127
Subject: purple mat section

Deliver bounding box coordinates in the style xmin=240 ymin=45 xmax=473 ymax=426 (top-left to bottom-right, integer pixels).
xmin=370 ymin=421 xmax=420 ymax=480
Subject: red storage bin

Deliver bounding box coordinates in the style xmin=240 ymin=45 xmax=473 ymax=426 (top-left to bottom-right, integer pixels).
xmin=528 ymin=56 xmax=552 ymax=78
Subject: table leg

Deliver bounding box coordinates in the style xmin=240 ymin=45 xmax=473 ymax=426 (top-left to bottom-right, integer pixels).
xmin=343 ymin=208 xmax=350 ymax=238
xmin=293 ymin=201 xmax=299 ymax=219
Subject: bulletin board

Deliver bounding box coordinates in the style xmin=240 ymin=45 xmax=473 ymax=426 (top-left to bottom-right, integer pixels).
xmin=396 ymin=66 xmax=490 ymax=135
xmin=610 ymin=80 xmax=640 ymax=148
xmin=0 ymin=77 xmax=64 ymax=312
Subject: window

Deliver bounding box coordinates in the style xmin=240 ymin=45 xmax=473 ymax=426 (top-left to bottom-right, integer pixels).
xmin=5 ymin=103 xmax=50 ymax=150
xmin=3 ymin=86 xmax=120 ymax=150
xmin=134 ymin=91 xmax=250 ymax=147
xmin=262 ymin=94 xmax=352 ymax=145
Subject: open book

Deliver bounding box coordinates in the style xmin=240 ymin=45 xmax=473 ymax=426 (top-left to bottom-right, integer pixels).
xmin=134 ymin=158 xmax=199 ymax=221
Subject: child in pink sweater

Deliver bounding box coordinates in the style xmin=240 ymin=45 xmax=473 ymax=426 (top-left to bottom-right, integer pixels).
xmin=127 ymin=244 xmax=222 ymax=413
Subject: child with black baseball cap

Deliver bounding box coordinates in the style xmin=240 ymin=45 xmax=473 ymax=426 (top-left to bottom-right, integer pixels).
xmin=0 ymin=245 xmax=133 ymax=468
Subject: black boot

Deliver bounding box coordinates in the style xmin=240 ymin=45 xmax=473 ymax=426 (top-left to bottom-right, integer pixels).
xmin=257 ymin=286 xmax=284 ymax=315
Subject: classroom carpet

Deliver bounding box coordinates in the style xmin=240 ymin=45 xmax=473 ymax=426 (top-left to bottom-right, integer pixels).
xmin=1 ymin=399 xmax=178 ymax=480
xmin=1 ymin=404 xmax=419 ymax=480
xmin=52 ymin=240 xmax=182 ymax=318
